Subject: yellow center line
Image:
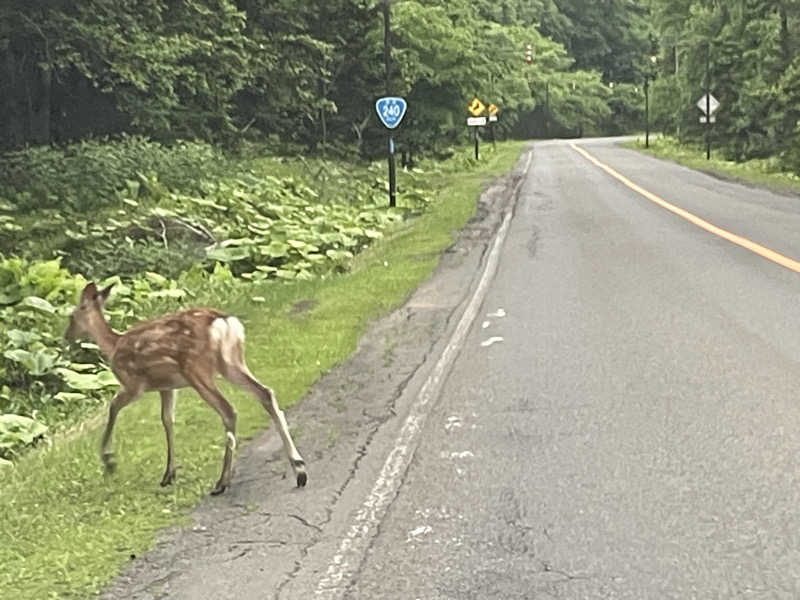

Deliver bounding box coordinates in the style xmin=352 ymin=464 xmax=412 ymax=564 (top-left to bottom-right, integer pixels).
xmin=570 ymin=142 xmax=800 ymax=274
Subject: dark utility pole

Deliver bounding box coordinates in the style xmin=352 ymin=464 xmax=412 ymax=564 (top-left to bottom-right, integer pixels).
xmin=705 ymin=42 xmax=711 ymax=161
xmin=544 ymin=81 xmax=550 ymax=138
xmin=644 ymin=55 xmax=657 ymax=148
xmin=644 ymin=78 xmax=650 ymax=148
xmin=383 ymin=0 xmax=396 ymax=207
xmin=383 ymin=0 xmax=391 ymax=94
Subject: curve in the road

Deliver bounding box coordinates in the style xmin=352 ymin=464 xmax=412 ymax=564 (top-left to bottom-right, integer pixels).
xmin=571 ymin=142 xmax=800 ymax=274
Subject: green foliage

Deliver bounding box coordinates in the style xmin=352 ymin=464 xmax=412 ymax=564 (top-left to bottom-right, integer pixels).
xmin=0 ymin=257 xmax=83 ymax=307
xmin=0 ymin=0 xmax=252 ymax=145
xmin=0 ymin=140 xmax=525 ymax=600
xmin=0 ymin=414 xmax=48 ymax=461
xmin=0 ymin=136 xmax=228 ymax=213
xmin=1 ymin=0 xmax=654 ymax=153
xmin=649 ymin=0 xmax=800 ymax=170
xmin=0 ymin=137 xmax=452 ymax=461
xmin=540 ymin=0 xmax=653 ymax=83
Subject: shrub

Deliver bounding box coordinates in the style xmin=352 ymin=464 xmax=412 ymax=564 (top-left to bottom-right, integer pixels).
xmin=0 ymin=135 xmax=229 ymax=213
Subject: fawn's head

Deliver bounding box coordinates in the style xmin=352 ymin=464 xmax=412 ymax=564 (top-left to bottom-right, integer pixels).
xmin=65 ymin=282 xmax=114 ymax=342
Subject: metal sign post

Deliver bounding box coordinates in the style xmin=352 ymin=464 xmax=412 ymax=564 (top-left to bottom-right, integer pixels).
xmin=468 ymin=97 xmax=487 ymax=161
xmin=487 ymin=104 xmax=499 ymax=148
xmin=696 ymin=91 xmax=720 ymax=161
xmin=375 ymin=96 xmax=408 ymax=207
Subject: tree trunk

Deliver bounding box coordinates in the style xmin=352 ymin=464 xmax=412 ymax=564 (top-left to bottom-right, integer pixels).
xmin=1 ymin=49 xmax=21 ymax=149
xmin=780 ymin=3 xmax=791 ymax=64
xmin=27 ymin=65 xmax=52 ymax=144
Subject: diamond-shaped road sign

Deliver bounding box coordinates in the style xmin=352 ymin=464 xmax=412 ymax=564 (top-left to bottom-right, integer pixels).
xmin=468 ymin=97 xmax=486 ymax=117
xmin=696 ymin=93 xmax=720 ymax=115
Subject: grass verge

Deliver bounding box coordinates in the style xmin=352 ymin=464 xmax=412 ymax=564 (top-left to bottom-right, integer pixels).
xmin=0 ymin=141 xmax=525 ymax=599
xmin=625 ymin=136 xmax=800 ymax=196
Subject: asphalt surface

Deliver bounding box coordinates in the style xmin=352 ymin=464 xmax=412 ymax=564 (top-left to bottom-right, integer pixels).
xmin=102 ymin=139 xmax=800 ymax=599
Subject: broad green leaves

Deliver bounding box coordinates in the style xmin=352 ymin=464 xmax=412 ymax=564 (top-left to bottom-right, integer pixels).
xmin=0 ymin=149 xmax=435 ymax=463
xmin=0 ymin=414 xmax=48 ymax=461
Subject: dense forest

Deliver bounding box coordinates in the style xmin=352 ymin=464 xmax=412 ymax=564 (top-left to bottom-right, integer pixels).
xmin=649 ymin=0 xmax=800 ymax=171
xmin=3 ymin=1 xmax=800 ymax=161
xmin=1 ymin=0 xmax=654 ymax=156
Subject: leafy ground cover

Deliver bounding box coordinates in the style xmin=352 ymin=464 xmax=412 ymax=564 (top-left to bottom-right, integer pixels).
xmin=0 ymin=140 xmax=525 ymax=599
xmin=0 ymin=138 xmax=438 ymax=462
xmin=627 ymin=136 xmax=800 ymax=196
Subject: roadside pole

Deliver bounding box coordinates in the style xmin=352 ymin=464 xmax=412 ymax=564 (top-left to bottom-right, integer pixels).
xmin=695 ymin=89 xmax=720 ymax=163
xmin=488 ymin=103 xmax=499 ymax=149
xmin=376 ymin=97 xmax=408 ymax=207
xmin=467 ymin=97 xmax=487 ymax=161
xmin=705 ymin=44 xmax=711 ymax=160
xmin=382 ymin=0 xmax=396 ymax=206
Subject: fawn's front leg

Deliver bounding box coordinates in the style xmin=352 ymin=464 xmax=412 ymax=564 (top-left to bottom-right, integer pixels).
xmin=100 ymin=388 xmax=139 ymax=473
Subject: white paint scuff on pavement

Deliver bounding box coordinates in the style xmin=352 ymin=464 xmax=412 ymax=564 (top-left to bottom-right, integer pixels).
xmin=407 ymin=525 xmax=432 ymax=542
xmin=487 ymin=308 xmax=506 ymax=318
xmin=480 ymin=336 xmax=504 ymax=347
xmin=445 ymin=416 xmax=462 ymax=432
xmin=440 ymin=450 xmax=474 ymax=460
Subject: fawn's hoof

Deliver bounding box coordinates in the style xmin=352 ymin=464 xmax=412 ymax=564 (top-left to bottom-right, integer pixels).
xmin=210 ymin=481 xmax=228 ymax=496
xmin=102 ymin=452 xmax=117 ymax=474
xmin=160 ymin=469 xmax=177 ymax=487
xmin=292 ymin=459 xmax=307 ymax=487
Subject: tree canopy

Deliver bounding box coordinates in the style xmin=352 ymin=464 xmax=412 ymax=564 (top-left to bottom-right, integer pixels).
xmin=1 ymin=1 xmax=658 ymax=154
xmin=649 ymin=0 xmax=800 ymax=168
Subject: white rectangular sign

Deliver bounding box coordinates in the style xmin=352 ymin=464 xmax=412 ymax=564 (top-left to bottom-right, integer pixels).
xmin=488 ymin=115 xmax=498 ymax=122
xmin=699 ymin=116 xmax=716 ymax=124
xmin=467 ymin=117 xmax=487 ymax=126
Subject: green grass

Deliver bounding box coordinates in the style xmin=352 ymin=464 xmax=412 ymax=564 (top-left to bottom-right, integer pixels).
xmin=0 ymin=141 xmax=525 ymax=599
xmin=625 ymin=135 xmax=800 ymax=195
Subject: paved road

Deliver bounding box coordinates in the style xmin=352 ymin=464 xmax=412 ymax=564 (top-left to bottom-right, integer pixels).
xmin=103 ymin=139 xmax=800 ymax=599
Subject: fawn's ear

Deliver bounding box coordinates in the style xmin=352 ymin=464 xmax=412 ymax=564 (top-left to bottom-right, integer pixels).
xmin=97 ymin=283 xmax=114 ymax=304
xmin=81 ymin=282 xmax=98 ymax=301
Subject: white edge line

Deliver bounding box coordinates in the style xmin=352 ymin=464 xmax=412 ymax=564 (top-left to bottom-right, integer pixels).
xmin=314 ymin=151 xmax=533 ymax=598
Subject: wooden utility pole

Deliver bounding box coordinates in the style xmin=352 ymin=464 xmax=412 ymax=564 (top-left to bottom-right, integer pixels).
xmin=705 ymin=42 xmax=711 ymax=161
xmin=383 ymin=0 xmax=396 ymax=207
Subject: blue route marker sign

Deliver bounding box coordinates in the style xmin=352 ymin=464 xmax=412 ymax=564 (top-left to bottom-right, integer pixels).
xmin=375 ymin=96 xmax=408 ymax=130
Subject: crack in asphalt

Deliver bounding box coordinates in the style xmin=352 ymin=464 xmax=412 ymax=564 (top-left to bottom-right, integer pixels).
xmin=224 ymin=548 xmax=251 ymax=563
xmin=98 ymin=160 xmax=528 ymax=600
xmin=540 ymin=561 xmax=594 ymax=582
xmin=275 ymin=174 xmax=523 ymax=600
xmin=288 ymin=513 xmax=323 ymax=533
xmin=273 ymin=342 xmax=441 ymax=599
xmin=332 ymin=177 xmax=527 ymax=599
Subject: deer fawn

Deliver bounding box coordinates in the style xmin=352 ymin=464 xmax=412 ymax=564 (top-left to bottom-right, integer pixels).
xmin=65 ymin=282 xmax=307 ymax=495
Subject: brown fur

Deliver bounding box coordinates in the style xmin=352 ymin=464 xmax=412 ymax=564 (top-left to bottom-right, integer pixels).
xmin=66 ymin=282 xmax=307 ymax=494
